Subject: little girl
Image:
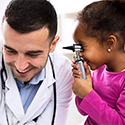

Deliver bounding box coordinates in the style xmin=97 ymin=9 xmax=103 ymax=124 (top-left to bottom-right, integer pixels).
xmin=72 ymin=0 xmax=125 ymax=125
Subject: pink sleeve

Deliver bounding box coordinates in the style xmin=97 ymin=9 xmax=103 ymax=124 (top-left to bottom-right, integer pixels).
xmin=75 ymin=96 xmax=87 ymax=116
xmin=77 ymin=89 xmax=125 ymax=124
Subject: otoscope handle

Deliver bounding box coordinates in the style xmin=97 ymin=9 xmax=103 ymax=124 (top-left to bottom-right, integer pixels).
xmin=75 ymin=59 xmax=86 ymax=79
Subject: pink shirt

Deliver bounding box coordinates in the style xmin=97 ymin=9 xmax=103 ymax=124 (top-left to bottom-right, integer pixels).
xmin=76 ymin=65 xmax=125 ymax=125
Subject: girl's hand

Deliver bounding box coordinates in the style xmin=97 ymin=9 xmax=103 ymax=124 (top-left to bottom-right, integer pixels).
xmin=72 ymin=61 xmax=93 ymax=99
xmin=71 ymin=59 xmax=82 ymax=78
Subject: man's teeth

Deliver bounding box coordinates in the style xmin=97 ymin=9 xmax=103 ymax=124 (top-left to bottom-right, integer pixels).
xmin=18 ymin=69 xmax=29 ymax=73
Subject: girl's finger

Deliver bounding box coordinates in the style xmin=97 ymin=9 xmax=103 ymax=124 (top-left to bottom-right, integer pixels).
xmin=71 ymin=63 xmax=80 ymax=69
xmin=72 ymin=59 xmax=76 ymax=64
xmin=72 ymin=68 xmax=82 ymax=75
xmin=83 ymin=62 xmax=91 ymax=79
xmin=73 ymin=74 xmax=81 ymax=78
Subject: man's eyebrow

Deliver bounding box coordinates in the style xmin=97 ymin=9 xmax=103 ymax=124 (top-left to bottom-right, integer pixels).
xmin=4 ymin=45 xmax=43 ymax=53
xmin=4 ymin=45 xmax=15 ymax=51
xmin=27 ymin=50 xmax=44 ymax=54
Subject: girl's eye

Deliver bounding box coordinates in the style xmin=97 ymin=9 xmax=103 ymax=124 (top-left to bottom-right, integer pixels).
xmin=80 ymin=49 xmax=84 ymax=52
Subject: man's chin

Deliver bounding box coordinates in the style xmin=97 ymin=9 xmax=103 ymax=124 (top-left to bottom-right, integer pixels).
xmin=15 ymin=76 xmax=32 ymax=83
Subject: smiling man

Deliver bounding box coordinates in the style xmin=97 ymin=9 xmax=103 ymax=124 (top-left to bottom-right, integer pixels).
xmin=3 ymin=21 xmax=50 ymax=83
xmin=0 ymin=0 xmax=74 ymax=125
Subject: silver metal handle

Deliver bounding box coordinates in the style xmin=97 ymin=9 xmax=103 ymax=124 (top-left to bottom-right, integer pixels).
xmin=76 ymin=61 xmax=86 ymax=79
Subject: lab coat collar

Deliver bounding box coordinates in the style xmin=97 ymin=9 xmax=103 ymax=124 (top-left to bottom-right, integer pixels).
xmin=5 ymin=62 xmax=25 ymax=121
xmin=20 ymin=55 xmax=56 ymax=123
xmin=4 ymin=55 xmax=56 ymax=122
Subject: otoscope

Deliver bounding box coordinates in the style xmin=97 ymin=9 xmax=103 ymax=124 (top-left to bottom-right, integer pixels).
xmin=63 ymin=44 xmax=86 ymax=79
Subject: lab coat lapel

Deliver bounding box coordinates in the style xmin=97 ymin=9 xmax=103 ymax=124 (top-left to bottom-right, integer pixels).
xmin=20 ymin=56 xmax=56 ymax=123
xmin=5 ymin=63 xmax=25 ymax=121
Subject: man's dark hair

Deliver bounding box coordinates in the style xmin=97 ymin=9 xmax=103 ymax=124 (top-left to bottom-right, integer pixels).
xmin=3 ymin=0 xmax=57 ymax=42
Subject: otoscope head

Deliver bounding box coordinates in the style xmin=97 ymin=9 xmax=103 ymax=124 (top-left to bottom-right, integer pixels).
xmin=63 ymin=45 xmax=75 ymax=52
xmin=63 ymin=44 xmax=83 ymax=52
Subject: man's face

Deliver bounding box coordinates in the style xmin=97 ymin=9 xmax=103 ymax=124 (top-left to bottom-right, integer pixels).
xmin=2 ymin=21 xmax=51 ymax=82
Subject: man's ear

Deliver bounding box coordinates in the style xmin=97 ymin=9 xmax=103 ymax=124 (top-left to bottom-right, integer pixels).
xmin=106 ymin=35 xmax=117 ymax=51
xmin=50 ymin=35 xmax=60 ymax=53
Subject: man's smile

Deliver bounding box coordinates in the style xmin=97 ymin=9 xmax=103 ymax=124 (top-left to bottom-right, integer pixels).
xmin=16 ymin=68 xmax=32 ymax=75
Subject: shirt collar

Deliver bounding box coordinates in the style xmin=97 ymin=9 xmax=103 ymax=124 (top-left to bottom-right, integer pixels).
xmin=30 ymin=67 xmax=46 ymax=85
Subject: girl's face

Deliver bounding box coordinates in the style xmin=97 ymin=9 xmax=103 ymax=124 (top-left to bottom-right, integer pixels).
xmin=73 ymin=22 xmax=109 ymax=70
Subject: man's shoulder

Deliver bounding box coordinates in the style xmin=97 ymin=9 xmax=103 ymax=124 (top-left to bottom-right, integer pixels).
xmin=49 ymin=51 xmax=71 ymax=64
xmin=49 ymin=51 xmax=72 ymax=76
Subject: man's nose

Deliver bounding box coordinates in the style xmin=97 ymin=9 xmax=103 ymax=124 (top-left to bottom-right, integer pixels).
xmin=14 ymin=54 xmax=29 ymax=71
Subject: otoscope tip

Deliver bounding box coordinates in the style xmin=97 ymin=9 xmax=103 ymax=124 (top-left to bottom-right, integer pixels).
xmin=62 ymin=46 xmax=74 ymax=52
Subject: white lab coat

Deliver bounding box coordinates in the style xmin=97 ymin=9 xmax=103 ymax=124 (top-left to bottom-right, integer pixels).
xmin=0 ymin=39 xmax=74 ymax=125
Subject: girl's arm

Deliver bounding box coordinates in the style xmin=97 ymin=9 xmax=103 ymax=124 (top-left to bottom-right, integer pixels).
xmin=72 ymin=61 xmax=93 ymax=99
xmin=72 ymin=62 xmax=125 ymax=124
xmin=71 ymin=61 xmax=93 ymax=116
xmin=75 ymin=96 xmax=87 ymax=116
xmin=77 ymin=88 xmax=125 ymax=124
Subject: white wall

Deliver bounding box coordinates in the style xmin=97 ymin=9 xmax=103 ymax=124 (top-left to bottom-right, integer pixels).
xmin=0 ymin=0 xmax=10 ymax=37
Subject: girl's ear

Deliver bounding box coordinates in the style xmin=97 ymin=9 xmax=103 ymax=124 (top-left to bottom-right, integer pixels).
xmin=106 ymin=35 xmax=117 ymax=51
xmin=49 ymin=35 xmax=60 ymax=53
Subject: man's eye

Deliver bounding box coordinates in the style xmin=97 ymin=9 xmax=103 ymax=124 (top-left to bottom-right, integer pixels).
xmin=8 ymin=50 xmax=16 ymax=53
xmin=28 ymin=53 xmax=38 ymax=58
xmin=5 ymin=48 xmax=17 ymax=54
